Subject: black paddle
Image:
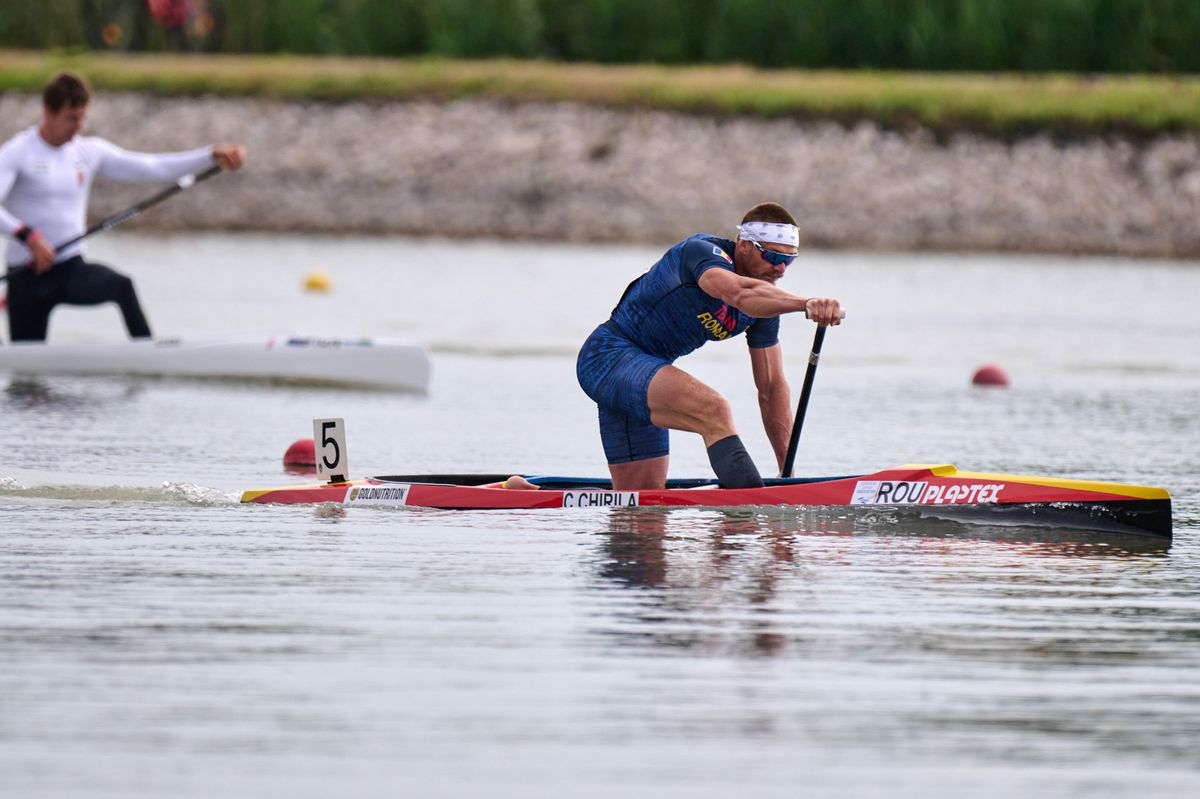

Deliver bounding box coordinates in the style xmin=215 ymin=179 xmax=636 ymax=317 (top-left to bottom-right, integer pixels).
xmin=780 ymin=310 xmax=843 ymax=479
xmin=2 ymin=164 xmax=224 ymax=283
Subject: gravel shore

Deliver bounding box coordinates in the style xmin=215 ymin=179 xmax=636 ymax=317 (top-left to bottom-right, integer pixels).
xmin=3 ymin=91 xmax=1199 ymax=257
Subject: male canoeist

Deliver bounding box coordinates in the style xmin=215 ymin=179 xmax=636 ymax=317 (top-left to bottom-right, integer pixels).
xmin=573 ymin=202 xmax=841 ymax=491
xmin=0 ymin=71 xmax=245 ymax=342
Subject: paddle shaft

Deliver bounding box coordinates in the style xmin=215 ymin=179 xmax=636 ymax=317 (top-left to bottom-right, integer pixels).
xmin=780 ymin=324 xmax=828 ymax=479
xmin=1 ymin=164 xmax=223 ymax=283
xmin=55 ymin=164 xmax=224 ymax=251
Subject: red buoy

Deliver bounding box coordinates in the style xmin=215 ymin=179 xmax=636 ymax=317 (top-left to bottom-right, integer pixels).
xmin=972 ymin=364 xmax=1010 ymax=387
xmin=283 ymin=438 xmax=316 ymax=466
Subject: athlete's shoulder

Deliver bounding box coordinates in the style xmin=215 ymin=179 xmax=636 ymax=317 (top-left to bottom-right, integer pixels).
xmin=0 ymin=127 xmax=37 ymax=160
xmin=77 ymin=135 xmax=118 ymax=156
xmin=678 ymin=233 xmax=735 ymax=274
xmin=679 ymin=233 xmax=733 ymax=255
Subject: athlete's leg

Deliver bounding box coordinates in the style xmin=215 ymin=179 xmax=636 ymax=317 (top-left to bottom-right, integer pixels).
xmin=609 ymin=455 xmax=669 ymax=491
xmin=578 ymin=325 xmax=675 ymax=489
xmin=59 ymin=259 xmax=152 ymax=339
xmin=597 ymin=405 xmax=670 ymax=490
xmin=647 ymin=365 xmax=763 ymax=489
xmin=646 ymin=365 xmax=737 ymax=445
xmin=5 ymin=267 xmax=55 ymax=342
xmin=6 ymin=295 xmax=53 ymax=342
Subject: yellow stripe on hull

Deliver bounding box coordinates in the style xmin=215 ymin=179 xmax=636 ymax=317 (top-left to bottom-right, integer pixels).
xmin=900 ymin=464 xmax=1169 ymax=500
xmin=240 ymin=488 xmax=276 ymax=502
xmin=239 ymin=484 xmax=332 ymax=502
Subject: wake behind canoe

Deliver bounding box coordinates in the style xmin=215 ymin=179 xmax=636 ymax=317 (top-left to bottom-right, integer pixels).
xmin=241 ymin=464 xmax=1173 ymax=540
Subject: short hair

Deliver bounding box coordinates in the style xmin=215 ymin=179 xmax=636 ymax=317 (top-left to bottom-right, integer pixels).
xmin=43 ymin=71 xmax=91 ymax=112
xmin=740 ymin=202 xmax=797 ymax=227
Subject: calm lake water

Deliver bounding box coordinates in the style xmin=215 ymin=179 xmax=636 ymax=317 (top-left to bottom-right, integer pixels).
xmin=2 ymin=233 xmax=1199 ymax=798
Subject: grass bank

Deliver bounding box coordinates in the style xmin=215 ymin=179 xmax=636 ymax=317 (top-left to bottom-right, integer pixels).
xmin=4 ymin=49 xmax=1200 ymax=137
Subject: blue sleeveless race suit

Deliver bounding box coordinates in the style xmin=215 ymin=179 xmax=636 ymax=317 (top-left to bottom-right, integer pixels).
xmin=576 ymin=234 xmax=780 ymax=464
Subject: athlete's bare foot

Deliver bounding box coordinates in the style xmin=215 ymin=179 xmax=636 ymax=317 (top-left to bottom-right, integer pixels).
xmin=502 ymin=475 xmax=539 ymax=490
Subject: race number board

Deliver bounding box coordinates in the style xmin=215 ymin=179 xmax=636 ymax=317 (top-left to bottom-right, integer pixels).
xmin=314 ymin=417 xmax=349 ymax=483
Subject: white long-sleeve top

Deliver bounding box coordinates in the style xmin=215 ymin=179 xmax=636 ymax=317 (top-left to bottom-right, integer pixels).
xmin=0 ymin=126 xmax=214 ymax=266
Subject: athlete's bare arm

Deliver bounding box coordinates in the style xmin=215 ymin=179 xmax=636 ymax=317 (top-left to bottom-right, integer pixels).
xmin=698 ymin=268 xmax=841 ymax=326
xmin=750 ymin=344 xmax=793 ymax=472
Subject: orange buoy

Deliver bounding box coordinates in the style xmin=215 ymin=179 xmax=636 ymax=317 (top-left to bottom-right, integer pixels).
xmin=283 ymin=438 xmax=316 ymax=466
xmin=972 ymin=364 xmax=1010 ymax=387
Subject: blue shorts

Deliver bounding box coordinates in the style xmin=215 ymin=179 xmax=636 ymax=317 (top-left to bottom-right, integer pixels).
xmin=577 ymin=323 xmax=671 ymax=464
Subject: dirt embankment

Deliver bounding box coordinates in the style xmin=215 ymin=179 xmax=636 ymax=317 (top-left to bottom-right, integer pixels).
xmin=3 ymin=92 xmax=1199 ymax=257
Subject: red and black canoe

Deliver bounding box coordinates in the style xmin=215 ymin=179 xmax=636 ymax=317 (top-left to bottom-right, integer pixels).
xmin=241 ymin=463 xmax=1172 ymax=540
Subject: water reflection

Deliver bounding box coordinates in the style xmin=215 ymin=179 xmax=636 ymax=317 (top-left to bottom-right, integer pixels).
xmin=599 ymin=506 xmax=845 ymax=589
xmin=5 ymin=377 xmax=84 ymax=410
xmin=594 ymin=508 xmax=854 ymax=657
xmin=4 ymin=376 xmax=141 ymax=412
xmin=591 ymin=506 xmax=1171 ymax=659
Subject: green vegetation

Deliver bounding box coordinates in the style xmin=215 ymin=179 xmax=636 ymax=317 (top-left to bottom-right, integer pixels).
xmin=6 ymin=2 xmax=1199 ymax=136
xmin=6 ymin=0 xmax=1200 ymax=72
xmin=4 ymin=49 xmax=1200 ymax=137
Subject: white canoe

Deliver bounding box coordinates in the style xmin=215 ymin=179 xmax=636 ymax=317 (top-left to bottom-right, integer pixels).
xmin=0 ymin=336 xmax=431 ymax=392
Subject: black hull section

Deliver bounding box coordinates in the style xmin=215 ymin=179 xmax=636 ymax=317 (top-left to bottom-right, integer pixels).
xmin=916 ymin=498 xmax=1172 ymax=541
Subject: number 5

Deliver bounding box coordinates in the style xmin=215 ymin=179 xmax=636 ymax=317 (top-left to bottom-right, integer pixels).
xmin=313 ymin=417 xmax=349 ymax=483
xmin=320 ymin=421 xmax=341 ymax=469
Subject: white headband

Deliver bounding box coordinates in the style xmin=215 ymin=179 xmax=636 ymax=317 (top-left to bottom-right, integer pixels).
xmin=737 ymin=221 xmax=799 ymax=247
